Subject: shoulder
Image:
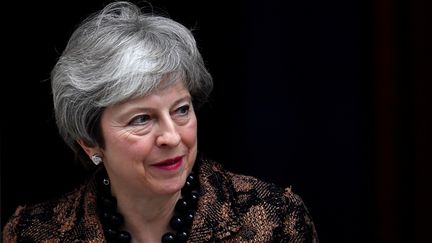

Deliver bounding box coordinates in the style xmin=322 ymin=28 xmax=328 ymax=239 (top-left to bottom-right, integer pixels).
xmin=281 ymin=187 xmax=319 ymax=242
xmin=2 ymin=179 xmax=102 ymax=242
xmin=198 ymin=159 xmax=301 ymax=210
xmin=2 ymin=187 xmax=83 ymax=242
xmin=196 ymin=159 xmax=319 ymax=242
xmin=228 ymin=170 xmax=319 ymax=242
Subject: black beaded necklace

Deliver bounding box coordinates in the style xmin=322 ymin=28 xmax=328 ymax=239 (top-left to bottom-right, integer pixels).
xmin=96 ymin=169 xmax=200 ymax=243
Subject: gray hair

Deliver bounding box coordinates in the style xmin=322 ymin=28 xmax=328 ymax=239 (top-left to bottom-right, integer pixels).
xmin=51 ymin=1 xmax=213 ymax=167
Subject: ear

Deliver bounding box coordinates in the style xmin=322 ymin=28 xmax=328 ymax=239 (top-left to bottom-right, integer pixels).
xmin=76 ymin=139 xmax=102 ymax=157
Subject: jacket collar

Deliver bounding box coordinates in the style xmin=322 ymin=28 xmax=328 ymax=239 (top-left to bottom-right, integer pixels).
xmin=189 ymin=160 xmax=242 ymax=241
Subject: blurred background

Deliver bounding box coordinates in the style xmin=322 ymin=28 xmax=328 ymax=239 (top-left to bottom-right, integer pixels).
xmin=1 ymin=0 xmax=430 ymax=242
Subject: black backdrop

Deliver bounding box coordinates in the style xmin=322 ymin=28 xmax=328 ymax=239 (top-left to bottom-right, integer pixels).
xmin=1 ymin=1 xmax=431 ymax=243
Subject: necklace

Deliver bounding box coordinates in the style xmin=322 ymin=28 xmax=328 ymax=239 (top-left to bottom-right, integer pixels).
xmin=96 ymin=169 xmax=200 ymax=243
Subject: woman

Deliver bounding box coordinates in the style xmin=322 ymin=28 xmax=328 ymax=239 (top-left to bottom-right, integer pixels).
xmin=2 ymin=1 xmax=318 ymax=242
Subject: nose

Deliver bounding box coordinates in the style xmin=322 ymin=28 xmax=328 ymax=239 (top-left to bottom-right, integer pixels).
xmin=156 ymin=116 xmax=181 ymax=147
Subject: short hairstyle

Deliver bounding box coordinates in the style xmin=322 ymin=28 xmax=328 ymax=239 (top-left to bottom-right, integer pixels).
xmin=51 ymin=1 xmax=213 ymax=167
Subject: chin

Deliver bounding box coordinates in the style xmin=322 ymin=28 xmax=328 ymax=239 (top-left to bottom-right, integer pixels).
xmin=163 ymin=150 xmax=196 ymax=194
xmin=158 ymin=176 xmax=187 ymax=195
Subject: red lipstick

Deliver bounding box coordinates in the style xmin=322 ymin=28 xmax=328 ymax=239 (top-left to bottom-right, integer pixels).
xmin=152 ymin=156 xmax=183 ymax=171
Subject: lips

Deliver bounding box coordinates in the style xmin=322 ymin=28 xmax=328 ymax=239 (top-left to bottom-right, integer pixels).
xmin=152 ymin=156 xmax=183 ymax=171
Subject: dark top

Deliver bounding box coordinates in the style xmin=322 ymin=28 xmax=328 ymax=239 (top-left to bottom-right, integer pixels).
xmin=2 ymin=159 xmax=318 ymax=242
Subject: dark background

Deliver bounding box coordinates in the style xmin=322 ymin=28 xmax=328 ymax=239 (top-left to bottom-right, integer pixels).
xmin=1 ymin=0 xmax=430 ymax=243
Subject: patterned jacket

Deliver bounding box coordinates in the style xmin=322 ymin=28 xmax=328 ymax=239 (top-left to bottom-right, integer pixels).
xmin=2 ymin=160 xmax=319 ymax=242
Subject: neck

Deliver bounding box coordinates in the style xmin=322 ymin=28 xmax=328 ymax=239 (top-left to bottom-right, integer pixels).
xmin=95 ymin=167 xmax=200 ymax=243
xmin=116 ymin=191 xmax=181 ymax=242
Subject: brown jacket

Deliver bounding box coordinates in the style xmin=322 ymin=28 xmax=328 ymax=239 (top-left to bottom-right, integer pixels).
xmin=3 ymin=160 xmax=318 ymax=242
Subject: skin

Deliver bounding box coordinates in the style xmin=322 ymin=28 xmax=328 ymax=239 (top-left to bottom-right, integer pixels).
xmin=78 ymin=81 xmax=198 ymax=241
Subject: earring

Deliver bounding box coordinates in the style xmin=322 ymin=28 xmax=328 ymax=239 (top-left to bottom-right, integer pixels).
xmin=91 ymin=155 xmax=102 ymax=165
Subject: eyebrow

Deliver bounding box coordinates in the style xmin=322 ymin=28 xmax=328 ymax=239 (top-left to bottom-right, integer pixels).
xmin=114 ymin=95 xmax=192 ymax=121
xmin=170 ymin=96 xmax=192 ymax=109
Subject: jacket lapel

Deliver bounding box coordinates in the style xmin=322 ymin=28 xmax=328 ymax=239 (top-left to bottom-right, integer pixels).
xmin=189 ymin=160 xmax=242 ymax=242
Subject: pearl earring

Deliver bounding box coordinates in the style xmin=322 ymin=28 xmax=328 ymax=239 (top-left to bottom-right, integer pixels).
xmin=91 ymin=155 xmax=102 ymax=165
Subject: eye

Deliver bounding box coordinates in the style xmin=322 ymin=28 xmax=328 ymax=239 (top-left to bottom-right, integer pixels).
xmin=175 ymin=105 xmax=190 ymax=116
xmin=129 ymin=114 xmax=151 ymax=126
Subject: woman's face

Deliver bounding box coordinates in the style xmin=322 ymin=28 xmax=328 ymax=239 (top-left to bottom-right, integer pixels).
xmin=99 ymin=81 xmax=197 ymax=197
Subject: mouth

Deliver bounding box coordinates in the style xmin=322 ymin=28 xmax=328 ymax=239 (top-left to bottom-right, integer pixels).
xmin=152 ymin=156 xmax=183 ymax=171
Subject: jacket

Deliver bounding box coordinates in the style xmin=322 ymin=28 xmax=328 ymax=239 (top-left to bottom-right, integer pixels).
xmin=2 ymin=159 xmax=319 ymax=242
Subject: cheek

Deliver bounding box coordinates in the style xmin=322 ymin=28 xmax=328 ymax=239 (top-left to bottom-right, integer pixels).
xmin=103 ymin=129 xmax=154 ymax=162
xmin=182 ymin=118 xmax=198 ymax=149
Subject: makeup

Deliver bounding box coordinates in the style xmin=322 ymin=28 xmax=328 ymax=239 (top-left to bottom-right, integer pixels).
xmin=152 ymin=156 xmax=183 ymax=171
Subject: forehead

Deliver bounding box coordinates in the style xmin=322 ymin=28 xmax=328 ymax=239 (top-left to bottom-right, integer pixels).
xmin=112 ymin=81 xmax=190 ymax=109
